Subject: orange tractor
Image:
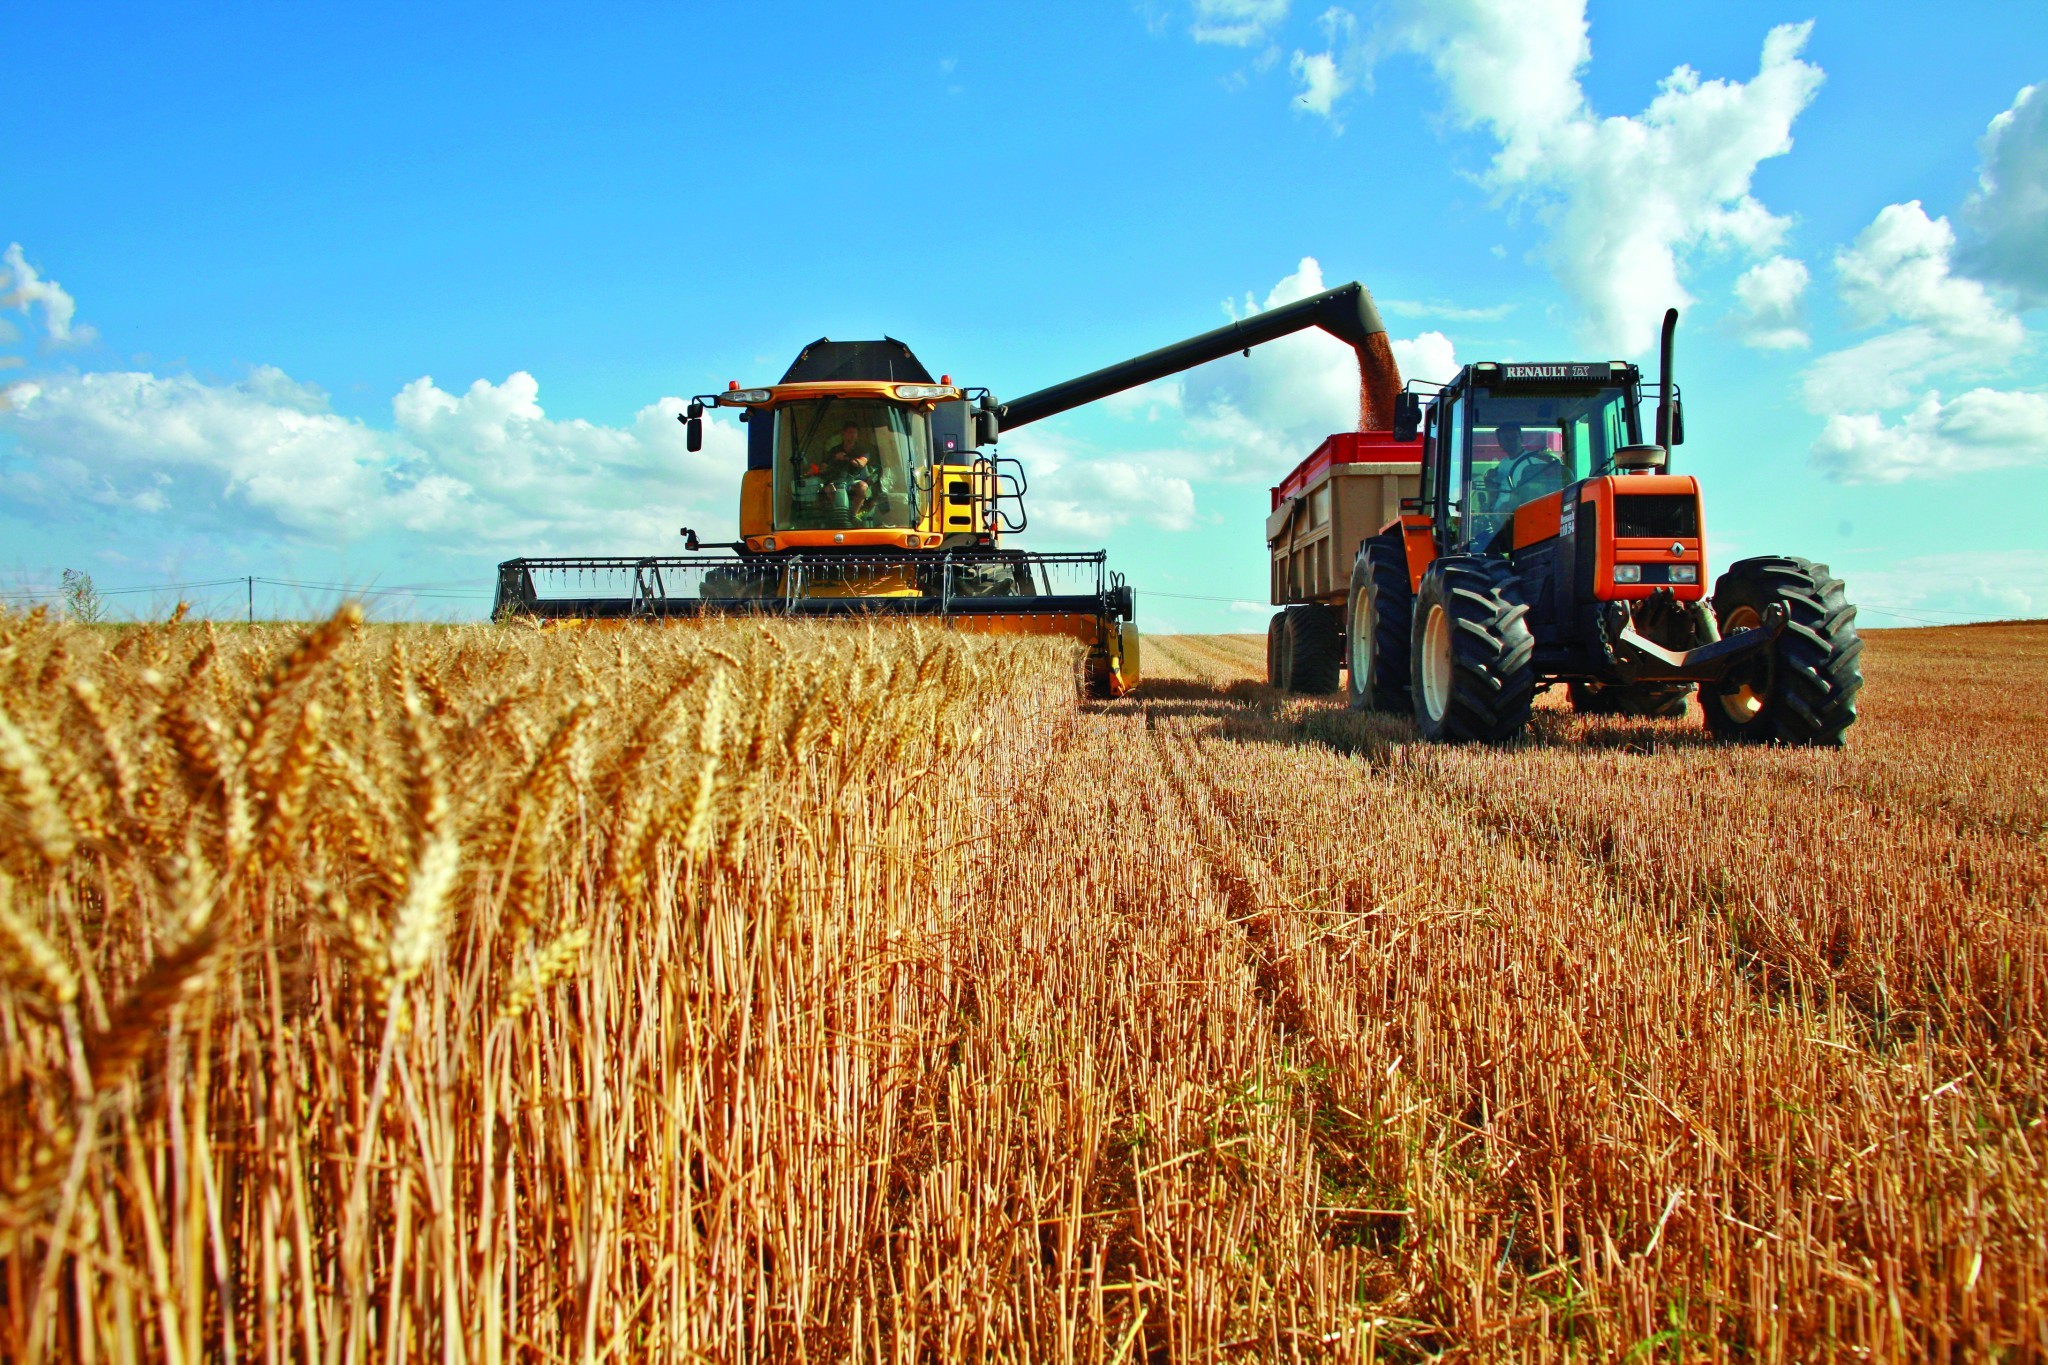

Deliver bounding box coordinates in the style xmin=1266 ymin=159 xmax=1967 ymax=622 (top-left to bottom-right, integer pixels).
xmin=1270 ymin=308 xmax=1864 ymax=745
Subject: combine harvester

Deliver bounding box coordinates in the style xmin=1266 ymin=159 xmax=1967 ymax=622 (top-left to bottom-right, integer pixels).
xmin=1267 ymin=308 xmax=1864 ymax=745
xmin=495 ymin=286 xmax=1410 ymax=696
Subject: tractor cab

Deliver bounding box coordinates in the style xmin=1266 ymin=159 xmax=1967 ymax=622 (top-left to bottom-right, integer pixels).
xmin=1405 ymin=361 xmax=1667 ymax=556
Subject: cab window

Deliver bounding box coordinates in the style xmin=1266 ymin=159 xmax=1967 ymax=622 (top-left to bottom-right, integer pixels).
xmin=772 ymin=399 xmax=931 ymax=531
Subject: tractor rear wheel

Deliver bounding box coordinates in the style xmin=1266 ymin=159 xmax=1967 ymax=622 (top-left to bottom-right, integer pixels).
xmin=1270 ymin=604 xmax=1342 ymax=694
xmin=1703 ymin=556 xmax=1863 ymax=746
xmin=1346 ymin=532 xmax=1412 ymax=713
xmin=1410 ymin=556 xmax=1535 ymax=744
xmin=1568 ymin=681 xmax=1692 ymax=718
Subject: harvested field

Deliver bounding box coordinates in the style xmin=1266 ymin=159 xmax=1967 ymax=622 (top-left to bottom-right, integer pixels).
xmin=0 ymin=610 xmax=2042 ymax=1359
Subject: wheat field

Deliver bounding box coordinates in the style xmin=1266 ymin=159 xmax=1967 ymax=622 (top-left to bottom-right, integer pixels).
xmin=0 ymin=608 xmax=2042 ymax=1360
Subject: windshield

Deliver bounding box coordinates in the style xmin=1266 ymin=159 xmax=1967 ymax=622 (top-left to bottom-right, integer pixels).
xmin=773 ymin=399 xmax=932 ymax=531
xmin=1465 ymin=384 xmax=1638 ymax=544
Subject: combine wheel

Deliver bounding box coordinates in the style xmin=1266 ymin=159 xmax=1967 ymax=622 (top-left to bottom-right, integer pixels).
xmin=1703 ymin=556 xmax=1863 ymax=746
xmin=1409 ymin=556 xmax=1535 ymax=744
xmin=1271 ymin=604 xmax=1342 ymax=694
xmin=1568 ymin=681 xmax=1691 ymax=718
xmin=1346 ymin=532 xmax=1413 ymax=712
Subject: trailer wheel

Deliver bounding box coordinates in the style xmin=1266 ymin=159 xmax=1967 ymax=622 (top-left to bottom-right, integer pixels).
xmin=1567 ymin=681 xmax=1691 ymax=718
xmin=1271 ymin=604 xmax=1342 ymax=695
xmin=1266 ymin=612 xmax=1285 ymax=687
xmin=1346 ymin=532 xmax=1413 ymax=712
xmin=1703 ymin=556 xmax=1863 ymax=746
xmin=1410 ymin=556 xmax=1535 ymax=744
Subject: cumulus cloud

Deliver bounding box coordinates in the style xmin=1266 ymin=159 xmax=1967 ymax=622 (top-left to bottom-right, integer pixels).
xmin=1730 ymin=255 xmax=1810 ymax=349
xmin=1962 ymin=84 xmax=2048 ymax=304
xmin=1811 ymin=387 xmax=2048 ymax=483
xmin=0 ymin=365 xmax=742 ymax=553
xmin=1802 ymin=193 xmax=2036 ymax=479
xmin=1289 ymin=8 xmax=1358 ymax=126
xmin=1 ymin=244 xmax=95 ymax=348
xmin=1390 ymin=330 xmax=1458 ymax=383
xmin=1835 ymin=201 xmax=2021 ymax=344
xmin=1001 ymin=427 xmax=1200 ymax=542
xmin=1192 ymin=0 xmax=1289 ymax=46
xmin=1381 ymin=4 xmax=1823 ymax=354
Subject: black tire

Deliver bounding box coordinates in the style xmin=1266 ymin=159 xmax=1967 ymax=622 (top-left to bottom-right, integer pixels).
xmin=1409 ymin=556 xmax=1536 ymax=744
xmin=1266 ymin=612 xmax=1285 ymax=687
xmin=1568 ymin=680 xmax=1692 ymax=718
xmin=1273 ymin=604 xmax=1342 ymax=695
xmin=1346 ymin=532 xmax=1413 ymax=713
xmin=1702 ymin=556 xmax=1863 ymax=746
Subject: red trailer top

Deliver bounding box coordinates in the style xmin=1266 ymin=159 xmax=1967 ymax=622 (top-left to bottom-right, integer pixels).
xmin=1271 ymin=430 xmax=1422 ymax=511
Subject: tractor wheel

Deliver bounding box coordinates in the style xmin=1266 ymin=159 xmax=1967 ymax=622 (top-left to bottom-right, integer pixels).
xmin=1568 ymin=681 xmax=1692 ymax=718
xmin=1346 ymin=532 xmax=1413 ymax=713
xmin=1273 ymin=604 xmax=1342 ymax=694
xmin=1703 ymin=556 xmax=1863 ymax=746
xmin=1409 ymin=556 xmax=1536 ymax=744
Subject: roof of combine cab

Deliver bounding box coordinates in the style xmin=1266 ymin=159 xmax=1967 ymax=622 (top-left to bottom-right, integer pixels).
xmin=780 ymin=337 xmax=935 ymax=384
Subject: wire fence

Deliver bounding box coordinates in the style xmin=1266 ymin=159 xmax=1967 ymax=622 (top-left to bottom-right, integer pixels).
xmin=0 ymin=573 xmax=2032 ymax=631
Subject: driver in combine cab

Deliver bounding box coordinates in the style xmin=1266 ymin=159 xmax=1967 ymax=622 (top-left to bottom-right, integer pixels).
xmin=1487 ymin=423 xmax=1566 ymax=512
xmin=812 ymin=422 xmax=881 ymax=521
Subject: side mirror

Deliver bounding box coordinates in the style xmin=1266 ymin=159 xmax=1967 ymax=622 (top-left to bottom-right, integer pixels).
xmin=681 ymin=399 xmax=705 ymax=453
xmin=1668 ymin=397 xmax=1684 ymax=446
xmin=975 ymin=408 xmax=1000 ymax=447
xmin=1392 ymin=391 xmax=1422 ymax=443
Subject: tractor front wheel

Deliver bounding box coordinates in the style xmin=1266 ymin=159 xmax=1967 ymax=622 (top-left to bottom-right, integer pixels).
xmin=1702 ymin=556 xmax=1863 ymax=746
xmin=1346 ymin=532 xmax=1413 ymax=713
xmin=1410 ymin=557 xmax=1535 ymax=744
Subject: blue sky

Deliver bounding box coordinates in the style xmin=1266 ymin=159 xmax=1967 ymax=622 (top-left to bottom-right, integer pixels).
xmin=4 ymin=0 xmax=2045 ymax=631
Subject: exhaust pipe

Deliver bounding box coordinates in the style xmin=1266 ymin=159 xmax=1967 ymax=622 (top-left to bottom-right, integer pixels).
xmin=1656 ymin=307 xmax=1678 ymax=450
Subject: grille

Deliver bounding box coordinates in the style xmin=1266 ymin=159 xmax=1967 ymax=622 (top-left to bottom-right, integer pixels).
xmin=1612 ymin=493 xmax=1697 ymax=539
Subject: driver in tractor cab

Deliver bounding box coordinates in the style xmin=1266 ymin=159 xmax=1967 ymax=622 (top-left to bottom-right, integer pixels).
xmin=811 ymin=421 xmax=881 ymax=522
xmin=1486 ymin=423 xmax=1567 ymax=513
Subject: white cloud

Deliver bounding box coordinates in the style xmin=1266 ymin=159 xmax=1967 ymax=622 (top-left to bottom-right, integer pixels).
xmin=1291 ymin=50 xmax=1347 ymax=121
xmin=1811 ymin=387 xmax=2048 ymax=483
xmin=1289 ymin=8 xmax=1358 ymax=125
xmin=1963 ymin=84 xmax=2048 ymax=303
xmin=1192 ymin=0 xmax=1289 ymax=46
xmin=1002 ymin=427 xmax=1200 ymax=541
xmin=1730 ymin=255 xmax=1810 ymax=350
xmin=2 ymin=243 xmax=95 ymax=348
xmin=1390 ymin=330 xmax=1458 ymax=383
xmin=1835 ymin=201 xmax=2020 ymax=344
xmin=1382 ymin=5 xmax=1823 ymax=354
xmin=0 ymin=365 xmax=743 ymax=553
xmin=1802 ymin=196 xmax=2034 ymax=478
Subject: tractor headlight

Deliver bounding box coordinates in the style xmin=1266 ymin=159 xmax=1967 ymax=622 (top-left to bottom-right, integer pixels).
xmin=1669 ymin=564 xmax=1698 ymax=584
xmin=720 ymin=388 xmax=773 ymax=405
xmin=893 ymin=384 xmax=960 ymax=401
xmin=1613 ymin=564 xmax=1642 ymax=584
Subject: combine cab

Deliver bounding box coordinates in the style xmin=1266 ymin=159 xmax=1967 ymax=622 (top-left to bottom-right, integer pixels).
xmin=495 ymin=338 xmax=1140 ymax=695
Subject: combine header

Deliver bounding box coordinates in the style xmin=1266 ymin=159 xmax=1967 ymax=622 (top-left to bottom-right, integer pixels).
xmin=498 ymin=283 xmax=1409 ymax=697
